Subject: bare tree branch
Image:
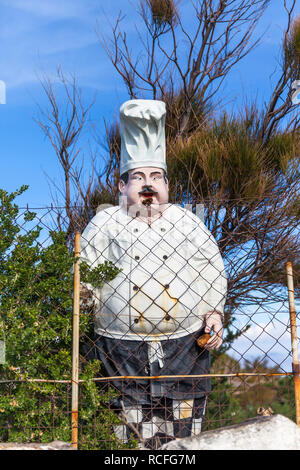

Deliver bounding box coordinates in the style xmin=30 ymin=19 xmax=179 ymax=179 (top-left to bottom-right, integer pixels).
xmin=35 ymin=67 xmax=96 ymax=234
xmin=99 ymin=0 xmax=269 ymax=137
xmin=258 ymin=0 xmax=299 ymax=141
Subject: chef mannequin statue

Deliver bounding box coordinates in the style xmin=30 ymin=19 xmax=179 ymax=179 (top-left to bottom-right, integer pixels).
xmin=81 ymin=100 xmax=227 ymax=448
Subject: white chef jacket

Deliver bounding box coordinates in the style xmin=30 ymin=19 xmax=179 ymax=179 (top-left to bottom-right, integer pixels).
xmin=80 ymin=204 xmax=227 ymax=342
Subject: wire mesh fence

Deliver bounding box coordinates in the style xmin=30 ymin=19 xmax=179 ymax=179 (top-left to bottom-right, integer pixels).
xmin=0 ymin=200 xmax=299 ymax=450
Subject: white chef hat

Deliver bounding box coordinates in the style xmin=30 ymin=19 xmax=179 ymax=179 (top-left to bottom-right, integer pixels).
xmin=119 ymin=99 xmax=167 ymax=176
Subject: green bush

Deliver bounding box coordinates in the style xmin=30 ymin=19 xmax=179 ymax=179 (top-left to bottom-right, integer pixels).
xmin=0 ymin=187 xmax=136 ymax=449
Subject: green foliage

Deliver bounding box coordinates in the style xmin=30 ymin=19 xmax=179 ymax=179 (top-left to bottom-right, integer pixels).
xmin=0 ymin=187 xmax=135 ymax=449
xmin=80 ymin=260 xmax=121 ymax=289
xmin=168 ymin=111 xmax=299 ymax=202
xmin=204 ymin=377 xmax=253 ymax=431
xmin=284 ymin=15 xmax=300 ymax=80
xmin=205 ymin=354 xmax=296 ymax=430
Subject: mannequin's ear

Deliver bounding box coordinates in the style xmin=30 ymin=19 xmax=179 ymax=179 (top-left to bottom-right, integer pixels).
xmin=119 ymin=180 xmax=126 ymax=194
xmin=164 ymin=176 xmax=169 ymax=193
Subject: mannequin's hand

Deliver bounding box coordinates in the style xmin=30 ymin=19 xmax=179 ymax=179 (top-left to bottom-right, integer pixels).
xmin=204 ymin=311 xmax=223 ymax=350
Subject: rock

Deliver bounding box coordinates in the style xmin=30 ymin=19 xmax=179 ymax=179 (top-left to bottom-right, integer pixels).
xmin=0 ymin=440 xmax=73 ymax=450
xmin=160 ymin=414 xmax=300 ymax=450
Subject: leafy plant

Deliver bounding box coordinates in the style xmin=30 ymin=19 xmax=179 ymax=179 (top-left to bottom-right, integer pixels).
xmin=0 ymin=187 xmax=136 ymax=449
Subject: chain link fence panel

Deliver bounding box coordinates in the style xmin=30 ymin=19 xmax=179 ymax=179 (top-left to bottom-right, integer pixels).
xmin=0 ymin=202 xmax=299 ymax=450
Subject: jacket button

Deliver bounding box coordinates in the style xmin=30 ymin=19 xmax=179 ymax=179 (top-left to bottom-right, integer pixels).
xmin=135 ymin=255 xmax=140 ymax=260
xmin=163 ymin=255 xmax=168 ymax=260
xmin=133 ymin=285 xmax=139 ymax=291
xmin=134 ymin=318 xmax=139 ymax=323
xmin=165 ymin=315 xmax=171 ymax=321
xmin=165 ymin=284 xmax=170 ymax=289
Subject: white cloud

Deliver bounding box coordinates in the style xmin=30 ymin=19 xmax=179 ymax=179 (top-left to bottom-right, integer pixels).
xmin=228 ymin=313 xmax=296 ymax=372
xmin=0 ymin=0 xmax=137 ymax=90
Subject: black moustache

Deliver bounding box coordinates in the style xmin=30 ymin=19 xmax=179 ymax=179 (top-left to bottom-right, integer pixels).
xmin=139 ymin=187 xmax=158 ymax=195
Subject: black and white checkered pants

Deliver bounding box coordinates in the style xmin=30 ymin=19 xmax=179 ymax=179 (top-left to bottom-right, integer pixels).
xmin=114 ymin=395 xmax=207 ymax=448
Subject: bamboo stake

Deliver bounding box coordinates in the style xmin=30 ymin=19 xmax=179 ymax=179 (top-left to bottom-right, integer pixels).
xmin=71 ymin=232 xmax=81 ymax=449
xmin=286 ymin=261 xmax=300 ymax=426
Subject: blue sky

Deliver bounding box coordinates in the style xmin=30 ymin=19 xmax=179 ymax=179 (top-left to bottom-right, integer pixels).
xmin=0 ymin=0 xmax=299 ymax=208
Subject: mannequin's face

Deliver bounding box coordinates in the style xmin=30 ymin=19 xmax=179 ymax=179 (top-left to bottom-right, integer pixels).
xmin=119 ymin=167 xmax=169 ymax=207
